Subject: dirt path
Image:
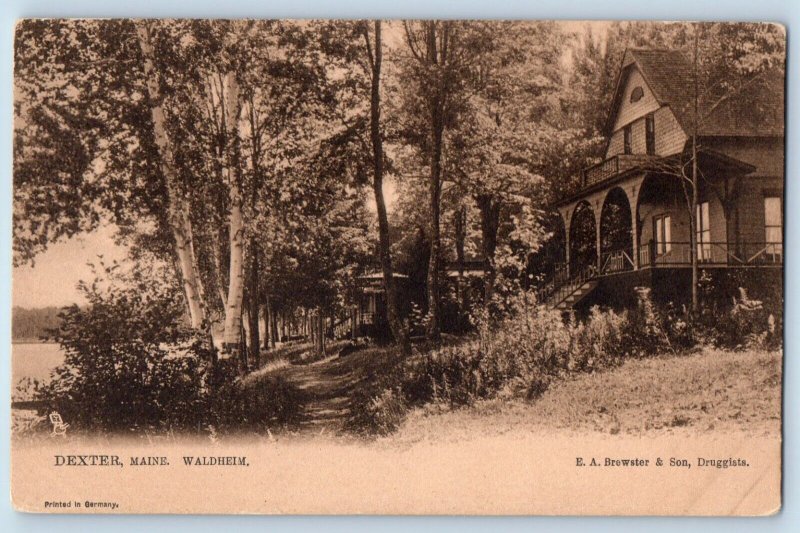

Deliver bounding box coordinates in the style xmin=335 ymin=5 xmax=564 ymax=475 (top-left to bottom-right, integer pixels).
xmin=274 ymin=345 xmax=394 ymax=433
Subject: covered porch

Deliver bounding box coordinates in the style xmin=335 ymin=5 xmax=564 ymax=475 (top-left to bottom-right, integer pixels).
xmin=545 ymin=150 xmax=781 ymax=307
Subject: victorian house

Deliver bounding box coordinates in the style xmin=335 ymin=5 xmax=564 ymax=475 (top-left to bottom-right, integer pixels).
xmin=546 ymin=48 xmax=784 ymax=311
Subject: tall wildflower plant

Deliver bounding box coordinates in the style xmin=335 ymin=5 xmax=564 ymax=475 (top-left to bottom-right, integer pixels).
xmin=625 ymin=287 xmax=671 ymax=356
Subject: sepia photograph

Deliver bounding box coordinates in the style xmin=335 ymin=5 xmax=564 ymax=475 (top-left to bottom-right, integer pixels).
xmin=10 ymin=18 xmax=785 ymax=514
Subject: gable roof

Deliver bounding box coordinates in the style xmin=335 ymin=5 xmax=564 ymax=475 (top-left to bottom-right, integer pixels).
xmin=605 ymin=48 xmax=784 ymax=138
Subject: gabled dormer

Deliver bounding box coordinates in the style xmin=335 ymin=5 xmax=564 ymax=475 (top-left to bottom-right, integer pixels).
xmin=603 ymin=49 xmax=689 ymax=160
xmin=561 ymin=47 xmax=782 ymax=202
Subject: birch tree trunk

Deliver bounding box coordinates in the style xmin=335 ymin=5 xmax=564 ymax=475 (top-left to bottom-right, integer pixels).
xmin=209 ymin=226 xmax=229 ymax=310
xmin=135 ymin=22 xmax=209 ymax=336
xmin=221 ymin=70 xmax=246 ymax=353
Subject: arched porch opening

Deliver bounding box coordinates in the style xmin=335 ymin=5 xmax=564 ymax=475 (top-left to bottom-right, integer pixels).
xmin=599 ymin=187 xmax=634 ymax=273
xmin=636 ymin=173 xmax=690 ymax=267
xmin=569 ymin=200 xmax=596 ymax=275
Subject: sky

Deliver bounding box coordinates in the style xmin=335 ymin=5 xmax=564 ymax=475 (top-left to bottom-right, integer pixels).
xmin=12 ymin=224 xmax=128 ymax=308
xmin=11 ymin=20 xmax=610 ymax=310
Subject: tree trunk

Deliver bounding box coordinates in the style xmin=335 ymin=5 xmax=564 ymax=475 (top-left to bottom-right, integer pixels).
xmin=477 ymin=194 xmax=501 ymax=311
xmin=423 ymin=22 xmax=449 ymax=341
xmin=267 ymin=297 xmax=277 ymax=349
xmin=690 ymin=136 xmax=699 ymax=315
xmin=221 ymin=70 xmax=246 ymax=354
xmin=454 ymin=204 xmax=466 ymax=313
xmin=238 ymin=319 xmax=248 ymax=372
xmin=690 ymin=28 xmax=700 ymax=315
xmin=135 ymin=22 xmax=209 ymax=339
xmin=364 ymin=21 xmax=410 ymax=354
xmin=426 ymin=128 xmax=443 ymax=341
xmin=209 ymin=226 xmax=228 ymax=310
xmin=307 ymin=310 xmax=313 ymax=345
xmin=258 ymin=303 xmax=267 ymax=350
xmin=248 ymin=238 xmax=260 ymax=368
xmin=317 ymin=311 xmax=326 ymax=357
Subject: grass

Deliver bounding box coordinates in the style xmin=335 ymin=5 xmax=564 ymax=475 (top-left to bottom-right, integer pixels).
xmin=387 ymin=347 xmax=782 ymax=442
xmin=242 ymin=339 xmax=353 ymax=386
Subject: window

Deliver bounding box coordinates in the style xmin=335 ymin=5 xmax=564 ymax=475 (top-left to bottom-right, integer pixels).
xmin=764 ymin=196 xmax=782 ymax=259
xmin=696 ymin=201 xmax=711 ymax=261
xmin=630 ymin=86 xmax=644 ymax=103
xmin=645 ymin=113 xmax=655 ymax=155
xmin=623 ymin=125 xmax=632 ymax=154
xmin=654 ymin=214 xmax=672 ymax=255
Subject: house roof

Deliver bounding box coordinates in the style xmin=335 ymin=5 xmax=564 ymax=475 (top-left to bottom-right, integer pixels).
xmin=606 ymin=48 xmax=784 ymax=138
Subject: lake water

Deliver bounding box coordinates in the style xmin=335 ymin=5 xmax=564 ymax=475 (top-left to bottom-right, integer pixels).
xmin=12 ymin=343 xmax=64 ymax=383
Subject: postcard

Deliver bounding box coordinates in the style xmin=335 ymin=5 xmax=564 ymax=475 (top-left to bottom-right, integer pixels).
xmin=11 ymin=19 xmax=784 ymax=515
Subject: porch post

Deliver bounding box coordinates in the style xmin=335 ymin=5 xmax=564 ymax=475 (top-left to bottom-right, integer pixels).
xmin=625 ymin=180 xmax=643 ymax=270
xmin=560 ymin=207 xmax=571 ymax=279
xmin=594 ymin=200 xmax=602 ymax=271
xmin=631 ymin=213 xmax=640 ymax=269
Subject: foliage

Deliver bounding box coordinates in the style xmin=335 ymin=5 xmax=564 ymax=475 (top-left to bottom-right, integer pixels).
xmin=362 ymin=388 xmax=408 ymax=436
xmin=206 ymin=360 xmax=303 ymax=434
xmin=696 ymin=286 xmax=782 ymax=351
xmin=350 ymin=280 xmax=781 ymax=435
xmin=28 ymin=260 xmax=205 ymax=433
xmin=350 ymin=293 xmax=627 ymax=433
xmin=623 ymin=287 xmax=672 ymax=357
xmin=26 ymin=260 xmax=300 ymax=436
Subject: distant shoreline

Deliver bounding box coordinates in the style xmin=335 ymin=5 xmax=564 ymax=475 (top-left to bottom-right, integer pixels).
xmin=12 ymin=340 xmax=58 ymax=345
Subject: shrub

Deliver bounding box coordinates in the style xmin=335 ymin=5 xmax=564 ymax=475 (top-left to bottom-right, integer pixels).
xmin=206 ymin=360 xmax=303 ymax=434
xmin=571 ymin=306 xmax=627 ymax=372
xmin=366 ymin=388 xmax=408 ymax=435
xmin=401 ymin=342 xmax=484 ymax=405
xmin=623 ymin=287 xmax=671 ymax=356
xmin=699 ymin=287 xmax=780 ymax=350
xmin=694 ymin=270 xmax=782 ymax=350
xmin=350 ymin=284 xmax=782 ymax=436
xmin=345 ymin=358 xmax=407 ymax=435
xmin=25 ymin=260 xmax=301 ymax=437
xmin=357 ymin=291 xmax=632 ymax=429
xmin=30 ymin=262 xmax=208 ymax=434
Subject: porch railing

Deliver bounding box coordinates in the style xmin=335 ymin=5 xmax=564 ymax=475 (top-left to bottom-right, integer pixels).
xmin=580 ymin=154 xmax=657 ymax=189
xmin=540 ymin=264 xmax=598 ymax=307
xmin=333 ymin=315 xmax=352 ymax=339
xmin=637 ymin=241 xmax=783 ymax=268
xmin=538 ymin=240 xmax=780 ymax=308
xmin=600 ymin=249 xmax=635 ymax=274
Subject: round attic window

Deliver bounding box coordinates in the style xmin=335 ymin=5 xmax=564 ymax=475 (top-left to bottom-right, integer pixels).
xmin=630 ymin=86 xmax=644 ymax=103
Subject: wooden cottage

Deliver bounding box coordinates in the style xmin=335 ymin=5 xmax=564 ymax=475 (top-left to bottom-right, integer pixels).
xmin=349 ymin=271 xmax=414 ymax=340
xmin=548 ymin=48 xmax=784 ymax=310
xmin=348 ymin=260 xmax=486 ymax=340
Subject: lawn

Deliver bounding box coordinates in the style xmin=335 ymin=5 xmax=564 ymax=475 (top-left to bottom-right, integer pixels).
xmin=388 ymin=347 xmax=782 ymax=442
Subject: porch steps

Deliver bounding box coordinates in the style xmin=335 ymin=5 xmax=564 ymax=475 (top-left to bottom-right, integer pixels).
xmin=552 ymin=280 xmax=599 ymax=311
